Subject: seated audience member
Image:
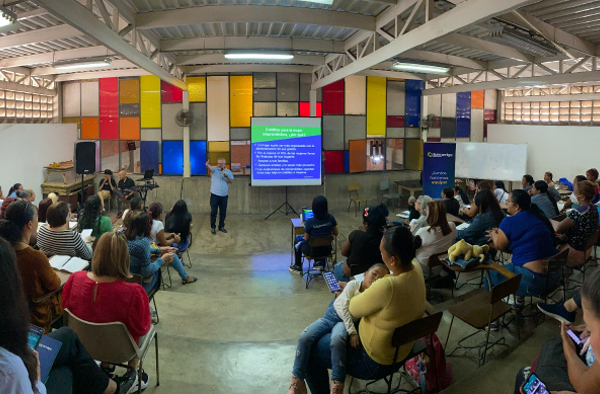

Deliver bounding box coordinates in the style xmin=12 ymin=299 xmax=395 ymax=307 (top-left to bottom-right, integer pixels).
xmin=410 ymin=195 xmax=433 ymax=235
xmin=0 ymin=185 xmax=4 ymax=205
xmin=407 ymin=196 xmax=420 ymax=222
xmin=0 ymin=200 xmax=60 ymax=332
xmin=564 ymin=175 xmax=587 ymax=210
xmin=148 ymin=202 xmax=181 ymax=246
xmin=515 ymin=270 xmax=600 ymax=393
xmin=126 ymin=212 xmax=196 ymax=292
xmin=462 ymin=181 xmax=493 ymax=218
xmin=117 ymin=170 xmax=136 ymax=203
xmin=78 ymin=195 xmax=113 ymax=239
xmin=301 ymin=226 xmax=426 ymax=394
xmin=586 ymin=167 xmax=600 ymax=204
xmin=531 ymin=181 xmax=559 ymax=219
xmin=544 ymin=171 xmax=556 ymax=188
xmin=0 ymin=197 xmax=16 ymax=219
xmin=333 ymin=204 xmax=388 ymax=282
xmin=47 ymin=192 xmax=58 ymax=204
xmin=62 ymin=231 xmax=152 ymax=389
xmin=442 ymin=187 xmax=460 ymax=216
xmin=0 ymin=237 xmax=136 ymax=394
xmin=415 ymin=200 xmax=456 ymax=276
xmin=454 ymin=186 xmax=470 ymax=208
xmin=25 ymin=189 xmax=35 ymax=203
xmin=37 ymin=202 xmax=92 ymax=260
xmin=16 ymin=190 xmax=30 ymax=200
xmin=494 ymin=181 xmax=509 ymax=204
xmin=554 ymin=180 xmax=599 ymax=265
xmin=164 ymin=199 xmax=193 ymax=251
xmin=456 ymin=189 xmax=504 ymax=246
xmin=488 ymin=190 xmax=559 ymax=304
xmin=97 ymin=169 xmax=117 ymax=212
xmin=121 ymin=195 xmax=143 ymax=228
xmin=522 ymin=174 xmax=534 ymax=193
xmin=290 ymin=195 xmax=339 ymax=275
xmin=287 ymin=264 xmax=389 ymax=394
xmin=7 ymin=182 xmax=22 ymax=198
xmin=38 ymin=197 xmax=53 ymax=223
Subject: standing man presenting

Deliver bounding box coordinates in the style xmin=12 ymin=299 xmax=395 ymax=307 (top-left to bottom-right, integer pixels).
xmin=206 ymin=158 xmax=233 ymax=235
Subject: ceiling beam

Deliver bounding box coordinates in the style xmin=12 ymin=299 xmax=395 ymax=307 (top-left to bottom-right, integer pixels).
xmin=498 ymin=11 xmax=597 ymax=56
xmin=400 ymin=49 xmax=488 ymax=69
xmin=162 ymin=36 xmax=346 ymax=53
xmin=0 ymin=80 xmax=56 ymax=95
xmin=32 ymin=60 xmax=137 ymax=76
xmin=0 ymin=46 xmax=114 ymax=68
xmin=55 ymin=69 xmax=150 ymax=82
xmin=183 ymin=64 xmax=313 ymax=74
xmin=136 ymin=5 xmax=375 ymax=31
xmin=32 ymin=0 xmax=187 ymax=90
xmin=423 ymin=70 xmax=600 ymax=95
xmin=176 ymin=54 xmax=325 ymax=66
xmin=17 ymin=9 xmax=48 ymax=20
xmin=360 ymin=68 xmax=424 ymax=80
xmin=312 ymin=0 xmax=538 ymax=89
xmin=438 ymin=33 xmax=535 ymax=63
xmin=0 ymin=24 xmax=80 ymax=50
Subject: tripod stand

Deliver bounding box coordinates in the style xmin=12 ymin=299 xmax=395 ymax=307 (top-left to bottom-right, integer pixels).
xmin=264 ymin=186 xmax=298 ymax=220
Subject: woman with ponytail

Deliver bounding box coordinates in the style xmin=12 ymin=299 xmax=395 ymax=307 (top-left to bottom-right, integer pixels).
xmin=488 ymin=189 xmax=559 ymax=302
xmin=303 ymin=226 xmax=426 ymax=394
xmin=0 ymin=200 xmax=60 ymax=332
xmin=7 ymin=182 xmax=23 ymax=198
xmin=334 ymin=204 xmax=389 ymax=282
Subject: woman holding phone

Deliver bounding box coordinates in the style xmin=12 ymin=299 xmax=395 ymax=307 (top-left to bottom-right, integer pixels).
xmin=0 ymin=236 xmax=136 ymax=394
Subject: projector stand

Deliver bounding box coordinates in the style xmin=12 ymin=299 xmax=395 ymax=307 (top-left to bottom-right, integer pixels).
xmin=265 ymin=186 xmax=298 ymax=220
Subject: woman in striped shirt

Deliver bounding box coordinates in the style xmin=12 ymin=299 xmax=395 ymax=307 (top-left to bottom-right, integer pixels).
xmin=37 ymin=202 xmax=92 ymax=260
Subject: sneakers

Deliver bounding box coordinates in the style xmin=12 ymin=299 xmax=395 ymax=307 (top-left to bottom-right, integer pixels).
xmin=211 ymin=228 xmax=216 ymax=235
xmin=537 ymin=302 xmax=576 ymax=324
xmin=331 ymin=380 xmax=344 ymax=394
xmin=127 ymin=370 xmax=149 ymax=393
xmin=115 ymin=370 xmax=137 ymax=394
xmin=287 ymin=376 xmax=307 ymax=394
xmin=218 ymin=227 xmax=227 ymax=233
xmin=289 ymin=265 xmax=303 ymax=276
xmin=489 ymin=321 xmax=499 ymax=331
xmin=505 ymin=295 xmax=525 ymax=309
xmin=150 ymin=307 xmax=158 ymax=324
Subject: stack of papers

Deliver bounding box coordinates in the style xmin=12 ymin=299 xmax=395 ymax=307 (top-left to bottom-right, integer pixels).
xmin=396 ymin=210 xmax=410 ymax=219
xmin=456 ymin=223 xmax=470 ymax=231
xmin=49 ymin=255 xmax=88 ymax=273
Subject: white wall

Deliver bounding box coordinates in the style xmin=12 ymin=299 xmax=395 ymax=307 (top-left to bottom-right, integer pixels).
xmin=0 ymin=124 xmax=78 ymax=201
xmin=488 ymin=124 xmax=599 ymax=184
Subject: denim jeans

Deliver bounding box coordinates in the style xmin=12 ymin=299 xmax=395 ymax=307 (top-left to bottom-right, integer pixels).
xmin=172 ymin=236 xmax=190 ymax=251
xmin=305 ymin=332 xmax=394 ymax=394
xmin=333 ymin=262 xmax=351 ymax=282
xmin=169 ymin=253 xmax=189 ymax=280
xmin=485 ymin=263 xmax=560 ymax=297
xmin=293 ymin=301 xmax=349 ymax=382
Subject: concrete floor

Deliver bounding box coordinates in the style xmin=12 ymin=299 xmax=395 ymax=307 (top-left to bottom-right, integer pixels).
xmin=134 ymin=210 xmax=576 ymax=394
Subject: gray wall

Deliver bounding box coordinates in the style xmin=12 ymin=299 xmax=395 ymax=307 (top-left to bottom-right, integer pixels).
xmin=95 ymin=171 xmax=421 ymax=215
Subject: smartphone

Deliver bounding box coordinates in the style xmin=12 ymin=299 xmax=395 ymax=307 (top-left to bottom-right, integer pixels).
xmin=566 ymin=328 xmax=583 ymax=352
xmin=520 ymin=373 xmax=550 ymax=394
xmin=323 ymin=271 xmax=342 ymax=293
xmin=28 ymin=325 xmax=44 ymax=350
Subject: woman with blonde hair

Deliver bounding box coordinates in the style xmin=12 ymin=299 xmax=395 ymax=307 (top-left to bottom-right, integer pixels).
xmin=414 ymin=200 xmax=456 ymax=276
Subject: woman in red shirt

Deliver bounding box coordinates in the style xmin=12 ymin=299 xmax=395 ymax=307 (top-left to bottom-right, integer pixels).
xmin=62 ymin=232 xmax=151 ymax=370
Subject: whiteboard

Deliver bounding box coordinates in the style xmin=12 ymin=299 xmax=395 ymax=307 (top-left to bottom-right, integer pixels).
xmin=455 ymin=142 xmax=527 ymax=181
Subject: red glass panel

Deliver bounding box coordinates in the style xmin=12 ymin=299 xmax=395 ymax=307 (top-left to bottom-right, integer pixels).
xmin=161 ymin=80 xmax=183 ymax=103
xmin=322 ymin=80 xmax=344 ymax=115
xmin=324 ymin=151 xmax=344 ymax=173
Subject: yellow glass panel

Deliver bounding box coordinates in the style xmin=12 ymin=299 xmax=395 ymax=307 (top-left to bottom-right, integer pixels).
xmin=188 ymin=76 xmax=206 ymax=102
xmin=119 ymin=78 xmax=139 ymax=104
xmin=229 ymin=76 xmax=253 ymax=127
xmin=366 ymin=76 xmax=386 ymax=136
xmin=209 ymin=141 xmax=230 ymax=152
xmin=140 ymin=76 xmax=161 ymax=128
xmin=405 ymin=139 xmax=423 ymax=171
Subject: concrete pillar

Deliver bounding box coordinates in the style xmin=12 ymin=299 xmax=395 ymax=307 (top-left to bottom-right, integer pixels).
xmin=183 ymin=89 xmax=191 ymax=178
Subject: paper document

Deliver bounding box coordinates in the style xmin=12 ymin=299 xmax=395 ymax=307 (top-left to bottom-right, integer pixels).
xmin=396 ymin=210 xmax=410 ymax=219
xmin=49 ymin=255 xmax=88 ymax=273
xmin=80 ymin=229 xmax=93 ymax=239
xmin=456 ymin=223 xmax=470 ymax=231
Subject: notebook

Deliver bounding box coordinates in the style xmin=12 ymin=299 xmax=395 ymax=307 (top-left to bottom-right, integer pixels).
xmin=38 ymin=335 xmax=62 ymax=384
xmin=49 ymin=255 xmax=89 ymax=273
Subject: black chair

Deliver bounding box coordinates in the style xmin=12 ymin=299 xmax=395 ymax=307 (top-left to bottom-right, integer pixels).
xmin=301 ymin=235 xmax=335 ymax=289
xmin=349 ymin=312 xmax=444 ymax=394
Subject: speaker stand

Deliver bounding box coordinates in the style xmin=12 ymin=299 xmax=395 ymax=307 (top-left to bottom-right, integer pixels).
xmin=264 ymin=187 xmax=298 ymax=220
xmin=78 ymin=173 xmax=85 ymax=211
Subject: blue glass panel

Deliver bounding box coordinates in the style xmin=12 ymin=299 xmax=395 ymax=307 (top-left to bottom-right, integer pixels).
xmin=456 ymin=92 xmax=471 ymax=138
xmin=140 ymin=141 xmax=159 ymax=173
xmin=162 ymin=141 xmax=183 ymax=175
xmin=405 ymin=80 xmax=425 ymax=128
xmin=190 ymin=140 xmax=207 ymax=175
xmin=344 ymin=150 xmax=349 ymax=173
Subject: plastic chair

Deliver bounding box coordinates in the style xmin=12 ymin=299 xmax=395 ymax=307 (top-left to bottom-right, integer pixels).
xmin=349 ymin=312 xmax=444 ymax=394
xmin=64 ymin=309 xmax=159 ymax=394
xmin=444 ymin=273 xmax=522 ymax=366
xmin=380 ymin=180 xmax=400 ymax=211
xmin=348 ymin=183 xmax=368 ymax=217
xmin=301 ymin=235 xmax=335 ymax=289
